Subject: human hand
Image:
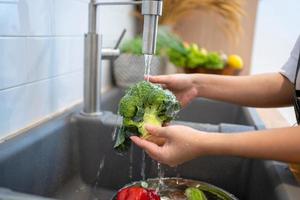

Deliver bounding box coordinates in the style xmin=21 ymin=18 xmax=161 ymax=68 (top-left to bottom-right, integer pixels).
xmin=131 ymin=124 xmax=207 ymax=167
xmin=148 ymin=74 xmax=199 ymax=107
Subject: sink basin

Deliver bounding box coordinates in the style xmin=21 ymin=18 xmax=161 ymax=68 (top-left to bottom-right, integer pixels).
xmin=0 ymin=88 xmax=299 ymax=200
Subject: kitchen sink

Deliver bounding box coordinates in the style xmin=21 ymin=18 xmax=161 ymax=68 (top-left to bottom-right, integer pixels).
xmin=0 ymin=88 xmax=299 ymax=200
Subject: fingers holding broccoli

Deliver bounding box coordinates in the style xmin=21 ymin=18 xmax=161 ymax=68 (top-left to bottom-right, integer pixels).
xmin=114 ymin=81 xmax=181 ymax=151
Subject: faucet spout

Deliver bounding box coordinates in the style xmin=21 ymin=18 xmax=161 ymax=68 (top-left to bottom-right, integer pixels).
xmin=142 ymin=0 xmax=163 ymax=56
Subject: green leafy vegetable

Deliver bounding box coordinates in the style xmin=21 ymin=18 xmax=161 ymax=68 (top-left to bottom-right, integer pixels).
xmin=186 ymin=44 xmax=207 ymax=68
xmin=120 ymin=36 xmax=143 ymax=55
xmin=120 ymin=27 xmax=226 ymax=70
xmin=196 ymin=185 xmax=231 ymax=200
xmin=169 ymin=42 xmax=225 ymax=70
xmin=205 ymin=52 xmax=225 ymax=70
xmin=185 ymin=187 xmax=208 ymax=200
xmin=167 ymin=48 xmax=188 ymax=67
xmin=120 ymin=27 xmax=181 ymax=56
xmin=114 ymin=81 xmax=181 ymax=151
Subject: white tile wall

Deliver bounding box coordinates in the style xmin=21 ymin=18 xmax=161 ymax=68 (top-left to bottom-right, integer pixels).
xmin=0 ymin=71 xmax=83 ymax=139
xmin=0 ymin=1 xmax=22 ymax=35
xmin=52 ymin=0 xmax=88 ymax=35
xmin=0 ymin=37 xmax=26 ymax=89
xmin=0 ymin=37 xmax=84 ymax=90
xmin=0 ymin=0 xmax=88 ymax=36
xmin=0 ymin=0 xmax=53 ymax=36
xmin=0 ymin=0 xmax=135 ymax=139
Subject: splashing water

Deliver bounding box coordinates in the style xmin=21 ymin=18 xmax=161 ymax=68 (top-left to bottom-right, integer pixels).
xmin=89 ymin=156 xmax=106 ymax=200
xmin=141 ymin=150 xmax=146 ymax=180
xmin=157 ymin=162 xmax=165 ymax=192
xmin=174 ymin=166 xmax=180 ymax=184
xmin=112 ymin=127 xmax=118 ymax=142
xmin=129 ymin=144 xmax=134 ymax=180
xmin=112 ymin=112 xmax=128 ymax=157
xmin=144 ymin=54 xmax=153 ymax=82
xmin=111 ymin=114 xmax=122 ymax=142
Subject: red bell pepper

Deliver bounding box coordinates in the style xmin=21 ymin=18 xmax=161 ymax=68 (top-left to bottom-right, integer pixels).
xmin=147 ymin=189 xmax=160 ymax=200
xmin=117 ymin=187 xmax=160 ymax=200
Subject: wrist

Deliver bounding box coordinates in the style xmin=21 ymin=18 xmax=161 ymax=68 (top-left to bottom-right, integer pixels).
xmin=196 ymin=132 xmax=236 ymax=156
xmin=191 ymin=74 xmax=207 ymax=98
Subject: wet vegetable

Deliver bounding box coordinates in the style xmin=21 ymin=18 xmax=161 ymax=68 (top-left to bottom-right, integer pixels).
xmin=114 ymin=81 xmax=181 ymax=151
xmin=117 ymin=187 xmax=160 ymax=200
xmin=185 ymin=187 xmax=208 ymax=200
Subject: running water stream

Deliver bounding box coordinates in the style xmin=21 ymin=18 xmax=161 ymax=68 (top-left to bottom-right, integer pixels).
xmin=99 ymin=54 xmax=165 ymax=196
xmin=129 ymin=144 xmax=134 ymax=180
xmin=157 ymin=162 xmax=165 ymax=191
xmin=144 ymin=54 xmax=153 ymax=82
xmin=111 ymin=114 xmax=135 ymax=181
xmin=89 ymin=156 xmax=106 ymax=200
xmin=174 ymin=166 xmax=181 ymax=184
xmin=141 ymin=150 xmax=146 ymax=180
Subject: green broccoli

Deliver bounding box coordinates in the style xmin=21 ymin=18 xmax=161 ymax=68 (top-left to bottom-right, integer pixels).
xmin=114 ymin=81 xmax=181 ymax=151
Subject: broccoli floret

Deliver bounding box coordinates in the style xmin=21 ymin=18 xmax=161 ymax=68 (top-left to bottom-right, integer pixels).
xmin=114 ymin=81 xmax=181 ymax=151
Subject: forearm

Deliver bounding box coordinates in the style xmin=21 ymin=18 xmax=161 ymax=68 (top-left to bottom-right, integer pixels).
xmin=201 ymin=126 xmax=300 ymax=163
xmin=192 ymin=73 xmax=294 ymax=107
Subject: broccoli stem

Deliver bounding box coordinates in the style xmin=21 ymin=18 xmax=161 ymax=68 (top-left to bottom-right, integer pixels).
xmin=138 ymin=106 xmax=162 ymax=138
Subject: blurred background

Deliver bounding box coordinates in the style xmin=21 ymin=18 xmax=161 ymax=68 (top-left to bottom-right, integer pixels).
xmin=251 ymin=0 xmax=300 ymax=125
xmin=100 ymin=0 xmax=300 ymax=125
xmin=1 ymin=0 xmax=300 ymax=139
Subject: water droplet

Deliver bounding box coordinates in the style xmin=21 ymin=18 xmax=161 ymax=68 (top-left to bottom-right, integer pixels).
xmin=112 ymin=127 xmax=118 ymax=141
xmin=129 ymin=145 xmax=134 ymax=180
xmin=89 ymin=156 xmax=106 ymax=199
xmin=141 ymin=150 xmax=146 ymax=180
xmin=157 ymin=162 xmax=165 ymax=192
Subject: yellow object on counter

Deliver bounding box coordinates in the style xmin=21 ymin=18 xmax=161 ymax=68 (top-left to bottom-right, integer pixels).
xmin=227 ymin=54 xmax=244 ymax=70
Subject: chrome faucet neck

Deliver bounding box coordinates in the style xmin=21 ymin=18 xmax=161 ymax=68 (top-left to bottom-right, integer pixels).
xmin=82 ymin=0 xmax=163 ymax=116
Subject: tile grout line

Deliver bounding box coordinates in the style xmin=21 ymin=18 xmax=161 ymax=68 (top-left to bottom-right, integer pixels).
xmin=0 ymin=1 xmax=18 ymax=4
xmin=0 ymin=68 xmax=83 ymax=92
xmin=0 ymin=35 xmax=85 ymax=38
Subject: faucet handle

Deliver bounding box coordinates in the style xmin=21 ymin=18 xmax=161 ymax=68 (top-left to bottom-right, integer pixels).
xmin=114 ymin=29 xmax=127 ymax=49
xmin=101 ymin=29 xmax=126 ymax=60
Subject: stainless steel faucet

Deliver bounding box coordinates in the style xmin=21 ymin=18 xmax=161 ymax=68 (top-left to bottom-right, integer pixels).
xmin=142 ymin=0 xmax=163 ymax=55
xmin=82 ymin=0 xmax=163 ymax=116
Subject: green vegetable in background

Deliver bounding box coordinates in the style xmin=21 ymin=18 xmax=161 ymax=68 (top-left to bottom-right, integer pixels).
xmin=185 ymin=187 xmax=208 ymax=200
xmin=167 ymin=48 xmax=187 ymax=67
xmin=164 ymin=33 xmax=189 ymax=67
xmin=114 ymin=81 xmax=181 ymax=151
xmin=167 ymin=41 xmax=225 ymax=70
xmin=205 ymin=52 xmax=225 ymax=70
xmin=120 ymin=27 xmax=226 ymax=70
xmin=121 ymin=27 xmax=187 ymax=56
xmin=120 ymin=27 xmax=183 ymax=56
xmin=120 ymin=36 xmax=143 ymax=55
xmin=186 ymin=44 xmax=207 ymax=68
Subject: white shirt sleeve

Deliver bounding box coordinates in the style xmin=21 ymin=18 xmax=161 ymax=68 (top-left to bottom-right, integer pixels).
xmin=280 ymin=35 xmax=300 ymax=84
